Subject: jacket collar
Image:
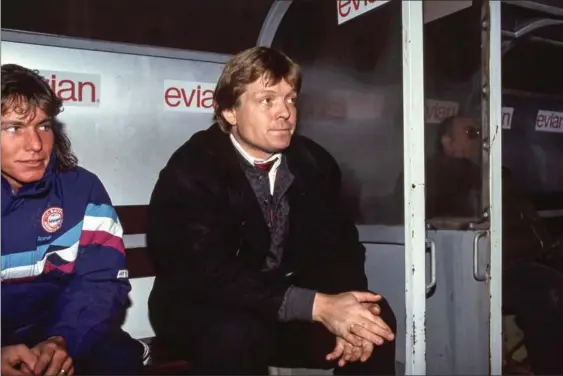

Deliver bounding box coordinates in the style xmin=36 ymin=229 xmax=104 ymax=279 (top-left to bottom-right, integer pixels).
xmin=203 ymin=124 xmax=308 ymax=190
xmin=198 ymin=125 xmax=309 ymax=254
xmin=2 ymin=153 xmax=56 ymax=214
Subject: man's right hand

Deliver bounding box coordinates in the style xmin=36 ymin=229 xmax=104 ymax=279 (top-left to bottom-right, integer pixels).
xmin=312 ymin=291 xmax=395 ymax=347
xmin=1 ymin=344 xmax=38 ymax=376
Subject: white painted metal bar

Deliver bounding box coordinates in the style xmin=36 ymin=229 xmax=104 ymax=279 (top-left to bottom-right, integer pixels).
xmin=401 ymin=1 xmax=427 ymax=374
xmin=1 ymin=29 xmax=232 ymax=63
xmin=256 ymin=0 xmax=293 ymax=47
xmin=487 ymin=0 xmax=503 ymax=374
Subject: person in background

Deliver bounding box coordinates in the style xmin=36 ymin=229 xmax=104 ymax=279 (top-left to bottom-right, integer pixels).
xmin=147 ymin=46 xmax=396 ymax=375
xmin=1 ymin=64 xmax=148 ymax=376
xmin=426 ymin=115 xmax=563 ymax=375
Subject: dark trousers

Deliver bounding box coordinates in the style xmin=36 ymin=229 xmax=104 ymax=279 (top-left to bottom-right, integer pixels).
xmin=74 ymin=329 xmax=145 ymax=375
xmin=161 ymin=298 xmax=396 ymax=375
xmin=504 ymin=258 xmax=563 ymax=375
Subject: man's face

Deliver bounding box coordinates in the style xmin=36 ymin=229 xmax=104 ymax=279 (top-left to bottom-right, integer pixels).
xmin=443 ymin=117 xmax=481 ymax=160
xmin=1 ymin=106 xmax=55 ymax=191
xmin=223 ymin=75 xmax=298 ymax=160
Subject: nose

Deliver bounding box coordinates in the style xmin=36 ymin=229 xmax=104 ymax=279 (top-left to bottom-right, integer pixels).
xmin=276 ymin=101 xmax=291 ymax=120
xmin=24 ymin=128 xmax=43 ymax=152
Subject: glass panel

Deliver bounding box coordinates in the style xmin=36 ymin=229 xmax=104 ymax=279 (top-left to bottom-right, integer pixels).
xmin=272 ymin=0 xmax=404 ymax=225
xmin=503 ymin=40 xmax=563 ymax=243
xmin=423 ymin=2 xmax=485 ymax=224
xmin=2 ymin=0 xmax=274 ymax=54
xmin=504 ymin=38 xmax=563 ymax=95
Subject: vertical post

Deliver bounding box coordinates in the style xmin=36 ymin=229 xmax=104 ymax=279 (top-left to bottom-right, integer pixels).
xmin=402 ymin=1 xmax=426 ymax=375
xmin=487 ymin=0 xmax=503 ymax=374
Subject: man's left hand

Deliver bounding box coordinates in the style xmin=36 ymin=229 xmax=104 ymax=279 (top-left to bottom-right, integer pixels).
xmin=29 ymin=337 xmax=73 ymax=376
xmin=326 ymin=336 xmax=373 ymax=367
xmin=325 ymin=301 xmax=383 ymax=367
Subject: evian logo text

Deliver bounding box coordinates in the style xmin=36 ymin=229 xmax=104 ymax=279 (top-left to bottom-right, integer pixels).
xmin=337 ymin=0 xmax=391 ymax=25
xmin=40 ymin=70 xmax=100 ymax=107
xmin=164 ymin=80 xmax=215 ymax=113
xmin=536 ymin=110 xmax=563 ymax=133
xmin=426 ymin=99 xmax=459 ymax=124
xmin=502 ymin=107 xmax=514 ymax=130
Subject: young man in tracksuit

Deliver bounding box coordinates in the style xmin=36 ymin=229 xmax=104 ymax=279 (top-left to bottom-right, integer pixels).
xmin=1 ymin=64 xmax=146 ymax=375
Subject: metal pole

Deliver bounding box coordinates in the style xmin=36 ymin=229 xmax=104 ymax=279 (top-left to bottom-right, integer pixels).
xmin=402 ymin=1 xmax=427 ymax=374
xmin=487 ymin=0 xmax=503 ymax=374
xmin=256 ymin=0 xmax=293 ymax=47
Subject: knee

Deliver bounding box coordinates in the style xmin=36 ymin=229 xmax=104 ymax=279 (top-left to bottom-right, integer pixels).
xmin=197 ymin=314 xmax=273 ymax=360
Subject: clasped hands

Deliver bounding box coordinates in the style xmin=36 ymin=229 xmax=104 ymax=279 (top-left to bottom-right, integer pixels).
xmin=1 ymin=337 xmax=74 ymax=376
xmin=313 ymin=291 xmax=395 ymax=368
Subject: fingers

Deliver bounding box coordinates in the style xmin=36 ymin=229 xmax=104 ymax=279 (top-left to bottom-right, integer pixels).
xmin=59 ymin=357 xmax=73 ymax=376
xmin=332 ymin=338 xmax=364 ymax=367
xmin=350 ymin=322 xmax=393 ymax=346
xmin=44 ymin=348 xmax=69 ymax=376
xmin=339 ymin=342 xmax=353 ymax=367
xmin=364 ymin=303 xmax=381 ymax=315
xmin=13 ymin=346 xmax=38 ymax=372
xmin=350 ymin=291 xmax=382 ymax=304
xmin=20 ymin=364 xmax=34 ymax=375
xmin=33 ymin=347 xmax=53 ymax=376
xmin=326 ymin=339 xmax=345 ymax=361
xmin=360 ymin=340 xmax=374 ymax=362
xmin=346 ymin=342 xmax=362 ymax=363
xmin=4 ymin=368 xmax=30 ymax=376
xmin=342 ymin=331 xmax=363 ymax=347
xmin=358 ymin=312 xmax=394 ymax=340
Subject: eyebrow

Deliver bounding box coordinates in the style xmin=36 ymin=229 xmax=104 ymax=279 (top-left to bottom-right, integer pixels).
xmin=1 ymin=118 xmax=53 ymax=127
xmin=253 ymin=90 xmax=297 ymax=96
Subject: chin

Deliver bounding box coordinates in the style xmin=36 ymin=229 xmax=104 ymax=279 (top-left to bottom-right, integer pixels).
xmin=270 ymin=141 xmax=291 ymax=152
xmin=19 ymin=171 xmax=47 ymax=184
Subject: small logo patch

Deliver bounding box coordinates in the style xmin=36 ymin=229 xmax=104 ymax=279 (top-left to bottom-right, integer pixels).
xmin=41 ymin=207 xmax=64 ymax=233
xmin=117 ymin=269 xmax=129 ymax=279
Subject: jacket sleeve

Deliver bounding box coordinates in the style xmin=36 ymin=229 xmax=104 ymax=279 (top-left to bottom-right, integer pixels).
xmin=148 ymin=162 xmax=288 ymax=319
xmin=44 ymin=176 xmax=131 ymax=359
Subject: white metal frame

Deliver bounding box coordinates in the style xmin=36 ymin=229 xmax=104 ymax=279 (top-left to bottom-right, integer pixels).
xmin=488 ymin=0 xmax=503 ymax=373
xmin=256 ymin=0 xmax=293 ymax=47
xmin=1 ymin=29 xmax=232 ymax=63
xmin=401 ymin=1 xmax=427 ymax=374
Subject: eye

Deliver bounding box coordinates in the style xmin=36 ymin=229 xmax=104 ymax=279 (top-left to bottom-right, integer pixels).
xmin=38 ymin=124 xmax=53 ymax=132
xmin=4 ymin=126 xmax=20 ymax=133
xmin=260 ymin=97 xmax=272 ymax=105
xmin=287 ymin=97 xmax=297 ymax=105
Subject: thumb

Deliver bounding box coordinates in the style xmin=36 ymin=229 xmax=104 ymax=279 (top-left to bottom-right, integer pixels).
xmin=351 ymin=291 xmax=382 ymax=303
xmin=17 ymin=348 xmax=38 ymax=371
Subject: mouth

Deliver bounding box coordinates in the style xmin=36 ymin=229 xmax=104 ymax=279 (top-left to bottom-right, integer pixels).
xmin=19 ymin=160 xmax=45 ymax=167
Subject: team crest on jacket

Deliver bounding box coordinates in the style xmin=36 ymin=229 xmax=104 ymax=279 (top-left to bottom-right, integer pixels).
xmin=41 ymin=207 xmax=64 ymax=233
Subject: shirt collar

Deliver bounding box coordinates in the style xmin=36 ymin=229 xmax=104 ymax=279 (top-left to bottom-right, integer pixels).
xmin=229 ymin=133 xmax=281 ymax=166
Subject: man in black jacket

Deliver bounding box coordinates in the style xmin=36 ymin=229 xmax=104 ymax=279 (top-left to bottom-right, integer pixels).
xmin=147 ymin=46 xmax=396 ymax=374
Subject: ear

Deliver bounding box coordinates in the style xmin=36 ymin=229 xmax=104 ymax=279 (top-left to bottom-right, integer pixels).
xmin=221 ymin=108 xmax=237 ymax=126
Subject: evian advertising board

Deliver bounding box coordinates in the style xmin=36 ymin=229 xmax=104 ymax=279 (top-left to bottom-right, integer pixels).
xmin=39 ymin=70 xmax=101 ymax=107
xmin=535 ymin=109 xmax=563 ymax=133
xmin=502 ymin=107 xmax=514 ymax=129
xmin=337 ymin=0 xmax=391 ymax=25
xmin=426 ymin=100 xmax=516 ymax=129
xmin=164 ymin=80 xmax=215 ymax=113
xmin=425 ymin=99 xmax=459 ymax=124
